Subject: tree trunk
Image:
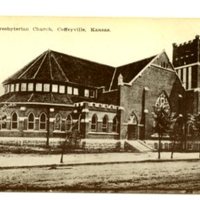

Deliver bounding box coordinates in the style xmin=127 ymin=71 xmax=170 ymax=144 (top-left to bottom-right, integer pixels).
xmin=171 ymin=140 xmax=176 ymax=159
xmin=46 ymin=108 xmax=50 ymax=147
xmin=158 ymin=133 xmax=161 ymax=159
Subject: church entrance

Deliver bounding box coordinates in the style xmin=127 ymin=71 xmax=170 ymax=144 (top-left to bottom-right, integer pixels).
xmin=127 ymin=111 xmax=138 ymax=140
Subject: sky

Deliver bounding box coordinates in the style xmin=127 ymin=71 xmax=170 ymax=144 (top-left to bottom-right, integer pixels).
xmin=1 ymin=17 xmax=200 ymax=94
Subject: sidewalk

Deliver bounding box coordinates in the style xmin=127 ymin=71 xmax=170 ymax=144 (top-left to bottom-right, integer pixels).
xmin=0 ymin=152 xmax=200 ymax=168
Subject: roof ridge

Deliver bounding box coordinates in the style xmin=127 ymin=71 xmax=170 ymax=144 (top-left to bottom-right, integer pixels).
xmin=51 ymin=52 xmax=69 ymax=82
xmin=33 ymin=51 xmax=48 ymax=79
xmin=116 ymin=55 xmax=157 ymax=69
xmin=109 ymin=68 xmax=117 ymax=91
xmin=49 ymin=50 xmax=53 ymax=80
xmin=18 ymin=51 xmax=47 ymax=79
xmin=128 ymin=53 xmax=160 ymax=85
xmin=51 ymin=49 xmax=115 ymax=69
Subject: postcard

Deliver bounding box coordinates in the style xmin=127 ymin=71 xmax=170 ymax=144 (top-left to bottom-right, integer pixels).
xmin=0 ymin=16 xmax=200 ymax=194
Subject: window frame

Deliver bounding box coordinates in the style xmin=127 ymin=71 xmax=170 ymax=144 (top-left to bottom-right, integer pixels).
xmin=52 ymin=84 xmax=59 ymax=93
xmin=28 ymin=113 xmax=35 ymax=130
xmin=15 ymin=83 xmax=19 ymax=92
xmin=66 ymin=114 xmax=72 ymax=131
xmin=35 ymin=83 xmax=43 ymax=92
xmin=54 ymin=114 xmax=62 ymax=131
xmin=67 ymin=86 xmax=72 ymax=94
xmin=102 ymin=115 xmax=109 ymax=132
xmin=59 ymin=85 xmax=65 ymax=94
xmin=84 ymin=89 xmax=89 ymax=97
xmin=112 ymin=115 xmax=119 ymax=133
xmin=28 ymin=83 xmax=34 ymax=92
xmin=43 ymin=83 xmax=50 ymax=92
xmin=73 ymin=87 xmax=79 ymax=95
xmin=11 ymin=112 xmax=18 ymax=130
xmin=39 ymin=113 xmax=47 ymax=130
xmin=91 ymin=114 xmax=98 ymax=132
xmin=21 ymin=83 xmax=27 ymax=92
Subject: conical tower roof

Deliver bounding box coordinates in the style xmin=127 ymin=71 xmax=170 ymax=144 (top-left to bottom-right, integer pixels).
xmin=3 ymin=50 xmax=114 ymax=90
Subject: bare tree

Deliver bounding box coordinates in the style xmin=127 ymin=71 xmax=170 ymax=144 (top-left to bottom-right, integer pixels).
xmin=170 ymin=114 xmax=184 ymax=159
xmin=152 ymin=106 xmax=171 ymax=159
xmin=60 ymin=122 xmax=81 ymax=163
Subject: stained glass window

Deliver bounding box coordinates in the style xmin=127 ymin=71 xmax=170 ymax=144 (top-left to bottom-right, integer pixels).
xmin=155 ymin=92 xmax=171 ymax=115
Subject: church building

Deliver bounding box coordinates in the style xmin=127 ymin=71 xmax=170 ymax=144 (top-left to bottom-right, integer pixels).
xmin=0 ymin=47 xmax=186 ymax=151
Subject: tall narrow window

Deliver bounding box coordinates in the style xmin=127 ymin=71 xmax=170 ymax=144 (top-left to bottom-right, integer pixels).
xmin=186 ymin=67 xmax=189 ymax=90
xmin=54 ymin=114 xmax=62 ymax=131
xmin=15 ymin=83 xmax=19 ymax=92
xmin=84 ymin=89 xmax=89 ymax=97
xmin=188 ymin=67 xmax=192 ymax=89
xmin=183 ymin=68 xmax=186 ymax=88
xmin=11 ymin=112 xmax=18 ymax=129
xmin=192 ymin=66 xmax=198 ymax=88
xmin=11 ymin=84 xmax=15 ymax=92
xmin=102 ymin=115 xmax=109 ymax=132
xmin=39 ymin=113 xmax=47 ymax=130
xmin=28 ymin=113 xmax=35 ymax=130
xmin=91 ymin=114 xmax=98 ymax=131
xmin=112 ymin=115 xmax=119 ymax=132
xmin=180 ymin=69 xmax=183 ymax=82
xmin=66 ymin=114 xmax=72 ymax=131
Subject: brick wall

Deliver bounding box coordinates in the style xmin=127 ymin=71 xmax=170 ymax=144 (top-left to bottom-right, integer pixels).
xmin=119 ymin=64 xmax=185 ymax=140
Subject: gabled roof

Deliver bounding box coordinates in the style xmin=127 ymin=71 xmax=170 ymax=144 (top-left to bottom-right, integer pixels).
xmin=110 ymin=55 xmax=156 ymax=90
xmin=3 ymin=50 xmax=115 ymax=90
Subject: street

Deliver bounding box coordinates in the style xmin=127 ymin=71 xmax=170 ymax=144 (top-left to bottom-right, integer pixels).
xmin=0 ymin=159 xmax=200 ymax=193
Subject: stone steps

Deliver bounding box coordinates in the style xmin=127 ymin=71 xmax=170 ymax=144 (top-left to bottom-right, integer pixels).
xmin=124 ymin=140 xmax=153 ymax=152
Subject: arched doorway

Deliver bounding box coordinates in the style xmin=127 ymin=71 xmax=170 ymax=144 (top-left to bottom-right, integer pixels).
xmin=127 ymin=111 xmax=138 ymax=140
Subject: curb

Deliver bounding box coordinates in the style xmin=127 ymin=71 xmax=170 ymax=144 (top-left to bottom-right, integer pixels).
xmin=0 ymin=158 xmax=200 ymax=170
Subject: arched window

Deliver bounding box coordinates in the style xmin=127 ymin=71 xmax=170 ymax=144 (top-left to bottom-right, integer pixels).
xmin=11 ymin=112 xmax=18 ymax=129
xmin=66 ymin=114 xmax=72 ymax=131
xmin=54 ymin=114 xmax=62 ymax=131
xmin=28 ymin=113 xmax=35 ymax=130
xmin=91 ymin=114 xmax=98 ymax=131
xmin=0 ymin=115 xmax=7 ymax=129
xmin=39 ymin=113 xmax=47 ymax=130
xmin=128 ymin=111 xmax=138 ymax=125
xmin=155 ymin=91 xmax=171 ymax=116
xmin=102 ymin=115 xmax=109 ymax=132
xmin=112 ymin=115 xmax=119 ymax=132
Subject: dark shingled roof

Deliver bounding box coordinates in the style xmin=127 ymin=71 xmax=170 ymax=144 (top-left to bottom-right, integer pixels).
xmin=1 ymin=50 xmax=158 ymax=106
xmin=110 ymin=55 xmax=156 ymax=90
xmin=3 ymin=50 xmax=115 ymax=90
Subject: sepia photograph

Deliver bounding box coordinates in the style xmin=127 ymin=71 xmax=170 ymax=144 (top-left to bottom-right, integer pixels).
xmin=0 ymin=16 xmax=200 ymax=194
